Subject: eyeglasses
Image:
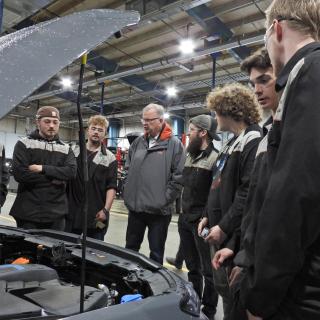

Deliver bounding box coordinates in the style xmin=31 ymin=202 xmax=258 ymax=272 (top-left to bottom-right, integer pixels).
xmin=264 ymin=17 xmax=299 ymax=47
xmin=89 ymin=126 xmax=105 ymax=133
xmin=264 ymin=21 xmax=276 ymax=48
xmin=140 ymin=117 xmax=159 ymax=124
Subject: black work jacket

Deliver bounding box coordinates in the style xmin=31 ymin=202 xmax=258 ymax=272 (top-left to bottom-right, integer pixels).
xmin=181 ymin=143 xmax=218 ymax=222
xmin=10 ymin=130 xmax=76 ymax=222
xmin=204 ymin=124 xmax=261 ymax=252
xmin=68 ymin=144 xmax=117 ymax=230
xmin=242 ymin=42 xmax=320 ymax=320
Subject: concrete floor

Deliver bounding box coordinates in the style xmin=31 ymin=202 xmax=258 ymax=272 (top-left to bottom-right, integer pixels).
xmin=0 ymin=193 xmax=224 ymax=319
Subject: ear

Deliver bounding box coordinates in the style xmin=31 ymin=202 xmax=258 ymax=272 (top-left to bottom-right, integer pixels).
xmin=274 ymin=19 xmax=283 ymax=42
xmin=200 ymin=130 xmax=207 ymax=138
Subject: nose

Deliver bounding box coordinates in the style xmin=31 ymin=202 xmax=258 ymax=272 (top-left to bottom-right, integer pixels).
xmin=254 ymin=83 xmax=263 ymax=95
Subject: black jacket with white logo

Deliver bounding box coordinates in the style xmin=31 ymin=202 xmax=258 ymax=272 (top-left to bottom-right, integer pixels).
xmin=182 ymin=143 xmax=218 ymax=222
xmin=204 ymin=124 xmax=261 ymax=252
xmin=241 ymin=42 xmax=320 ymax=319
xmin=10 ymin=130 xmax=76 ymax=222
xmin=234 ymin=117 xmax=273 ymax=267
xmin=68 ymin=144 xmax=117 ymax=230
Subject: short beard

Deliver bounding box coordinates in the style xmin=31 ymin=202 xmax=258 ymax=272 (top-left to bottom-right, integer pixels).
xmin=187 ymin=135 xmax=202 ymax=157
xmin=89 ymin=138 xmax=101 ymax=147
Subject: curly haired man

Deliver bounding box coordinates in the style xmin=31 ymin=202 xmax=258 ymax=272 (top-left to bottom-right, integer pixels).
xmin=198 ymin=83 xmax=262 ymax=320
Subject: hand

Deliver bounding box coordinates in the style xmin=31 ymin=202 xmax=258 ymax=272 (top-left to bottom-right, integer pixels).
xmin=229 ymin=266 xmax=243 ymax=287
xmin=29 ymin=164 xmax=43 ymax=173
xmin=198 ymin=217 xmax=208 ymax=236
xmin=212 ymin=248 xmax=234 ymax=270
xmin=96 ymin=209 xmax=107 ymax=222
xmin=246 ymin=310 xmax=262 ymax=320
xmin=205 ymin=225 xmax=227 ymax=245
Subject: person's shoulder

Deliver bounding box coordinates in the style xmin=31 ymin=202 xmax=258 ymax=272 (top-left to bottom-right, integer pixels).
xmin=104 ymin=148 xmax=116 ymax=162
xmin=70 ymin=144 xmax=80 ymax=157
xmin=169 ymin=135 xmax=183 ymax=146
xmin=18 ymin=136 xmax=32 ymax=147
xmin=305 ymin=46 xmax=320 ymax=63
xmin=130 ymin=135 xmax=144 ymax=149
xmin=207 ymin=146 xmax=219 ymax=160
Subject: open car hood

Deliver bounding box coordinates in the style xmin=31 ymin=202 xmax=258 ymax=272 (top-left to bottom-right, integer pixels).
xmin=0 ymin=9 xmax=140 ymax=119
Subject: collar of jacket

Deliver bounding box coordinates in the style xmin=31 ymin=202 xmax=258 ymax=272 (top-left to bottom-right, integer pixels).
xmin=88 ymin=142 xmax=107 ymax=155
xmin=244 ymin=123 xmax=261 ymax=135
xmin=262 ymin=116 xmax=273 ymax=136
xmin=100 ymin=143 xmax=108 ymax=155
xmin=275 ymin=42 xmax=320 ymax=92
xmin=144 ymin=122 xmax=173 ymax=141
xmin=29 ymin=129 xmax=62 ymax=144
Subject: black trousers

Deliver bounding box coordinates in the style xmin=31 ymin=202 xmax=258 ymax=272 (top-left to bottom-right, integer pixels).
xmin=178 ymin=214 xmax=219 ymax=319
xmin=125 ymin=211 xmax=171 ymax=264
xmin=15 ymin=217 xmax=66 ymax=231
xmin=175 ymin=240 xmax=184 ymax=265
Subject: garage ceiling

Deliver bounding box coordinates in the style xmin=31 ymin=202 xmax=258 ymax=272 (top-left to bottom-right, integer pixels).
xmin=1 ymin=0 xmax=271 ymax=126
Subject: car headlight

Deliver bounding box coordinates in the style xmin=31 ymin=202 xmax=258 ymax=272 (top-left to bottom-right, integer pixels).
xmin=179 ymin=282 xmax=201 ymax=316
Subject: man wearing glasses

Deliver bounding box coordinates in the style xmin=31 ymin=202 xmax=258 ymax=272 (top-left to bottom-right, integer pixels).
xmin=68 ymin=115 xmax=117 ymax=240
xmin=241 ymin=1 xmax=320 ymax=319
xmin=124 ymin=103 xmax=185 ymax=264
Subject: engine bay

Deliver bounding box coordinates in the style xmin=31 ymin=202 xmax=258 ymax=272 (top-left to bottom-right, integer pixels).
xmin=0 ymin=229 xmax=166 ymax=319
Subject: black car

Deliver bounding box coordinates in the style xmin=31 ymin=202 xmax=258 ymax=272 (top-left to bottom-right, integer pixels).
xmin=0 ymin=226 xmax=207 ymax=319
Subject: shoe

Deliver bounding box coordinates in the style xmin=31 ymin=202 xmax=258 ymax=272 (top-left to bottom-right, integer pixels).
xmin=166 ymin=257 xmax=183 ymax=269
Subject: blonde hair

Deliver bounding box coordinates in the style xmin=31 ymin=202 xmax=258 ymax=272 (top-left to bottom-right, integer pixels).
xmin=88 ymin=115 xmax=109 ymax=130
xmin=266 ymin=0 xmax=320 ymax=41
xmin=206 ymin=83 xmax=261 ymax=126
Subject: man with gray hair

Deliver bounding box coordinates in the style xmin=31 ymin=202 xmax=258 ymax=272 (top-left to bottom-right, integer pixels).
xmin=124 ymin=103 xmax=185 ymax=264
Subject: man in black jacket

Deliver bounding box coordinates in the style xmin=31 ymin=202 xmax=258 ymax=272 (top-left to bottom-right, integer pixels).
xmin=211 ymin=49 xmax=278 ymax=320
xmin=10 ymin=106 xmax=77 ymax=230
xmin=198 ymin=83 xmax=261 ymax=320
xmin=177 ymin=115 xmax=220 ymax=319
xmin=212 ymin=48 xmax=278 ymax=274
xmin=68 ymin=115 xmax=117 ymax=240
xmin=241 ymin=1 xmax=320 ymax=319
xmin=0 ymin=143 xmax=9 ymax=211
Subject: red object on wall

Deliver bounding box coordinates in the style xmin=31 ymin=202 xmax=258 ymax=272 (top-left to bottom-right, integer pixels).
xmin=181 ymin=133 xmax=186 ymax=146
xmin=116 ymin=147 xmax=122 ymax=168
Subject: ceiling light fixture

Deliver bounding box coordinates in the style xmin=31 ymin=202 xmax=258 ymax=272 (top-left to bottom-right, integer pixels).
xmin=179 ymin=39 xmax=195 ymax=54
xmin=61 ymin=77 xmax=72 ymax=88
xmin=164 ymin=112 xmax=170 ymax=119
xmin=166 ymin=86 xmax=177 ymax=97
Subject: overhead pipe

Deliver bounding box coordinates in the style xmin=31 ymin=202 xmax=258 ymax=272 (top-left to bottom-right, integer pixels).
xmin=27 ymin=34 xmax=263 ymax=102
xmin=62 ymin=102 xmax=206 ymax=124
xmin=58 ymin=71 xmax=248 ymax=116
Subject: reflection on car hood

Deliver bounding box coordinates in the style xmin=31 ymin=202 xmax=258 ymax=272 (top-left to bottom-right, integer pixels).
xmin=0 ymin=9 xmax=140 ymax=119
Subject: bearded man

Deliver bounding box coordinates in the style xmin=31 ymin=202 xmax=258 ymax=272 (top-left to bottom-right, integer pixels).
xmin=178 ymin=114 xmax=220 ymax=320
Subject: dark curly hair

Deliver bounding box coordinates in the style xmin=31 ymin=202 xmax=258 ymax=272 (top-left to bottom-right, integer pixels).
xmin=206 ymin=83 xmax=261 ymax=125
